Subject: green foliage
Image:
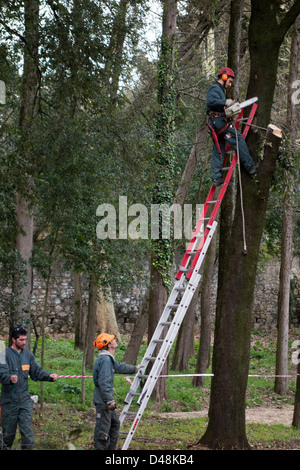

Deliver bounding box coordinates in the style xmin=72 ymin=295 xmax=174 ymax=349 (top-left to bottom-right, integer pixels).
xmin=0 ymin=0 xmax=156 ymax=308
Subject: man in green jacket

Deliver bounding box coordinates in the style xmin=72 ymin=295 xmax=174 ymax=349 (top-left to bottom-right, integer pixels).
xmin=92 ymin=333 xmax=141 ymax=450
xmin=206 ymin=67 xmax=257 ymax=186
xmin=0 ymin=327 xmax=58 ymax=450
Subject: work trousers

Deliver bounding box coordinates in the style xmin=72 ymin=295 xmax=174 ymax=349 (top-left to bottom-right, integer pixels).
xmin=94 ymin=404 xmax=120 ymax=450
xmin=1 ymin=398 xmax=34 ymax=450
xmin=210 ymin=117 xmax=255 ymax=180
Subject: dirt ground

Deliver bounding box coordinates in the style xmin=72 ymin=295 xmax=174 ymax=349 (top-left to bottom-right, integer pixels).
xmin=159 ymin=404 xmax=300 ymax=450
xmin=160 ymin=403 xmax=294 ymax=426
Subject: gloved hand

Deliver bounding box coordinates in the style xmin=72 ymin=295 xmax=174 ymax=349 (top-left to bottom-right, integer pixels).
xmin=135 ymin=363 xmax=143 ymax=372
xmin=225 ymin=99 xmax=234 ymax=107
xmin=107 ymin=400 xmax=117 ymax=411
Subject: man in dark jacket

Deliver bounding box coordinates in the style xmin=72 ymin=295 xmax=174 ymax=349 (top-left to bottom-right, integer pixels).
xmin=0 ymin=327 xmax=58 ymax=449
xmin=92 ymin=333 xmax=141 ymax=450
xmin=206 ymin=67 xmax=257 ymax=186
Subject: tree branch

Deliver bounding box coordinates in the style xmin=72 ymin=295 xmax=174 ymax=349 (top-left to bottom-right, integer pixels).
xmin=278 ymin=0 xmax=300 ymax=38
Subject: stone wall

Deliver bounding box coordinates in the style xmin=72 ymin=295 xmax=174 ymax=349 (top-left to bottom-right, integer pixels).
xmin=1 ymin=257 xmax=299 ymax=336
xmin=252 ymin=257 xmax=300 ymax=331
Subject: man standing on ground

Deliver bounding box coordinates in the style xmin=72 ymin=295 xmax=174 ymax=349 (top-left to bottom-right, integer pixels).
xmin=93 ymin=333 xmax=142 ymax=450
xmin=0 ymin=327 xmax=58 ymax=450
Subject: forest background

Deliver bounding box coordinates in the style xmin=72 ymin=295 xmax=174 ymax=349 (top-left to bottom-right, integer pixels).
xmin=0 ymin=0 xmax=300 ymax=450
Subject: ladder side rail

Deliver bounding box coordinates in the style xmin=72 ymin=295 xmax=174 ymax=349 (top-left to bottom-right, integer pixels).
xmin=121 ymin=221 xmax=218 ymax=450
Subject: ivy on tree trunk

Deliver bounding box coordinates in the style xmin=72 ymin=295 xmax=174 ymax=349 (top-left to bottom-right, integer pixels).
xmin=148 ymin=0 xmax=177 ymax=403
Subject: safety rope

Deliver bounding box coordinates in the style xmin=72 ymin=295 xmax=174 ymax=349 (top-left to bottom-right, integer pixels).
xmin=234 ymin=126 xmax=247 ymax=254
xmin=54 ymin=373 xmax=300 ymax=380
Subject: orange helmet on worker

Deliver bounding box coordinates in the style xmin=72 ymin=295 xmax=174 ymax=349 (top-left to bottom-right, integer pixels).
xmin=93 ymin=333 xmax=115 ymax=350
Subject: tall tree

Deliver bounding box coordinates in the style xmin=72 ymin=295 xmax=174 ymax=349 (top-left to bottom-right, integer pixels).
xmin=275 ymin=14 xmax=299 ymax=396
xmin=12 ymin=0 xmax=40 ymax=346
xmin=199 ymin=0 xmax=300 ymax=449
xmin=148 ymin=0 xmax=177 ymax=402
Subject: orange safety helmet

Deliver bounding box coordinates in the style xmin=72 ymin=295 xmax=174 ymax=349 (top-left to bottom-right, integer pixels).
xmin=93 ymin=333 xmax=115 ymax=350
xmin=217 ymin=67 xmax=235 ymax=82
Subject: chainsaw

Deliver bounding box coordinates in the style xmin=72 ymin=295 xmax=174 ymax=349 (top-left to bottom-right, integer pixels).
xmin=225 ymin=97 xmax=258 ymax=118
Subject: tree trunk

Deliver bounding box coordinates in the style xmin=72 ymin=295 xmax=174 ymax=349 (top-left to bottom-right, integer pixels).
xmin=12 ymin=0 xmax=40 ymax=347
xmin=122 ymin=289 xmax=149 ymax=365
xmin=227 ymin=0 xmax=245 ymax=99
xmin=81 ymin=275 xmax=97 ymax=403
xmin=275 ymin=14 xmax=299 ymax=396
xmin=96 ymin=285 xmax=121 ymax=341
xmin=148 ymin=265 xmax=168 ymax=402
xmin=275 ymin=205 xmax=294 ymax=395
xmin=148 ymin=0 xmax=177 ymax=403
xmin=74 ymin=272 xmax=84 ymax=350
xmin=171 ymin=287 xmax=197 ymax=371
xmin=103 ymin=0 xmax=129 ymax=103
xmin=85 ymin=274 xmax=98 ymax=371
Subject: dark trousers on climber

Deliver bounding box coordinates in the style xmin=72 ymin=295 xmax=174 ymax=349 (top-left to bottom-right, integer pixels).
xmin=209 ymin=116 xmax=256 ymax=184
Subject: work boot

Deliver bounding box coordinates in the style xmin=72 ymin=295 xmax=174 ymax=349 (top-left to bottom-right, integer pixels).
xmin=212 ymin=177 xmax=224 ymax=187
xmin=248 ymin=164 xmax=258 ymax=176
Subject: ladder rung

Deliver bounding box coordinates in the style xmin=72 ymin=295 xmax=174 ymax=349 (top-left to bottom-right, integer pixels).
xmin=152 ymin=338 xmax=164 ymax=343
xmin=160 ymin=321 xmax=172 ymax=326
xmin=128 ymin=390 xmax=141 ymax=397
xmin=207 ymin=200 xmax=217 ymax=204
xmin=168 ymin=304 xmax=179 ymax=309
xmin=124 ymin=411 xmax=137 ymax=416
xmin=175 ymin=286 xmax=186 ymax=291
xmin=145 ymin=356 xmax=156 ymax=361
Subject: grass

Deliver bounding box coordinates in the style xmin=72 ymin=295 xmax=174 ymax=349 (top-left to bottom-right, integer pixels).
xmin=1 ymin=330 xmax=299 ymax=450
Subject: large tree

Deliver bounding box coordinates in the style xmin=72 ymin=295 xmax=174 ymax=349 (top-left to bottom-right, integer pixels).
xmin=148 ymin=0 xmax=178 ymax=402
xmin=12 ymin=0 xmax=40 ymax=346
xmin=199 ymin=0 xmax=300 ymax=449
xmin=275 ymin=13 xmax=299 ymax=396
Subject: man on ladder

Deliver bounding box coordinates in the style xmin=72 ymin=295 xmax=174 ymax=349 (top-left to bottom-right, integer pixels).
xmin=206 ymin=67 xmax=258 ymax=187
